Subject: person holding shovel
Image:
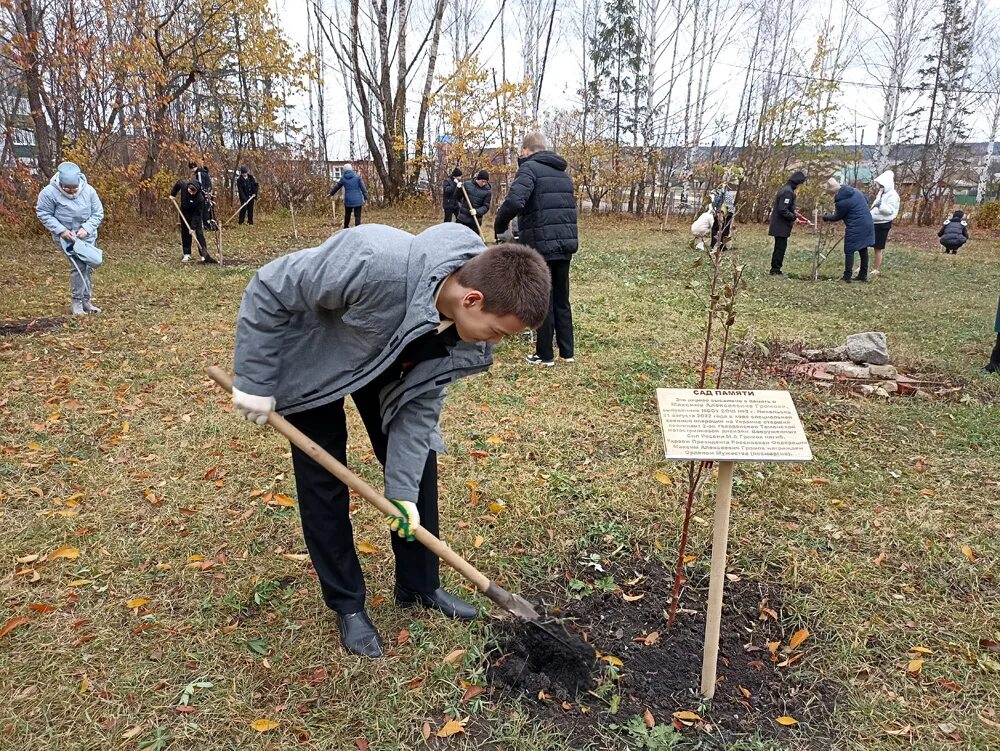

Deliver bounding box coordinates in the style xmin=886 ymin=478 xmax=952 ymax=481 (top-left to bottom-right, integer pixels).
xmin=170 ymin=180 xmax=218 ymax=264
xmin=822 ymin=177 xmax=875 ymax=283
xmin=229 ymin=223 xmax=551 ymax=658
xmin=329 ymin=163 xmax=369 ymax=228
xmin=236 ymin=167 xmax=258 ymax=226
xmin=456 ymin=170 xmax=491 ymax=236
xmin=768 ymin=171 xmax=807 ymax=276
xmin=442 ymin=167 xmax=462 ymax=223
xmin=35 ymin=161 xmax=105 ymax=315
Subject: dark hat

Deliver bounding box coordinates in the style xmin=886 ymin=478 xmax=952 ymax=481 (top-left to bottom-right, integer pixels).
xmin=789 ymin=171 xmax=807 ymax=186
xmin=186 ymin=180 xmax=200 ymax=191
xmin=476 ymin=169 xmax=489 ymax=181
xmin=952 ymin=210 xmax=965 ymax=220
xmin=187 ymin=161 xmax=197 ymax=169
xmin=451 ymin=167 xmax=462 ymax=177
xmin=239 ymin=166 xmax=248 ymax=174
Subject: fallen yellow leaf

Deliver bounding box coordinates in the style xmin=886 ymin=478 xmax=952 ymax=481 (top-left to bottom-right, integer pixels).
xmin=908 ymin=646 xmax=934 ymax=655
xmin=436 ymin=718 xmax=467 ymax=737
xmin=443 ymin=649 xmax=467 ymax=666
xmin=126 ymin=598 xmax=150 ymax=609
xmin=281 ymin=552 xmax=309 ymax=562
xmin=79 ymin=675 xmax=89 ymax=694
xmin=473 ymin=535 xmax=485 ymax=548
xmin=672 ymin=710 xmax=702 ymax=722
xmin=250 ymin=719 xmax=279 ymax=733
xmin=654 ymin=471 xmax=673 ymax=486
xmin=622 ymin=593 xmax=645 ymax=602
xmin=603 ymin=655 xmax=623 ymax=667
xmin=776 ymin=716 xmax=798 ymax=726
xmin=47 ymin=545 xmax=80 ymax=560
xmin=266 ymin=493 xmax=296 ymax=507
xmin=789 ymin=628 xmax=810 ymax=650
xmin=488 ymin=501 xmax=506 ymax=514
xmin=907 ymin=659 xmax=925 ymax=674
xmin=66 ymin=579 xmax=92 ymax=587
xmin=486 ymin=435 xmax=503 ymax=445
xmin=16 ymin=554 xmax=39 ymax=564
xmin=356 ymin=541 xmax=380 ymax=555
xmin=961 ymin=545 xmax=975 ymax=562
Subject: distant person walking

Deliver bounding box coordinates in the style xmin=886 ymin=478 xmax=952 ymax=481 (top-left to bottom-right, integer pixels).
xmin=442 ymin=168 xmax=462 ymax=223
xmin=236 ymin=167 xmax=259 ymax=226
xmin=494 ymin=131 xmax=579 ymax=367
xmin=35 ymin=161 xmax=105 ymax=315
xmin=457 ymin=170 xmax=491 ymax=236
xmin=869 ymin=171 xmax=899 ymax=277
xmin=938 ymin=210 xmax=969 ymax=254
xmin=330 ymin=163 xmax=369 ymax=228
xmin=768 ymin=171 xmax=807 ymax=276
xmin=822 ymin=178 xmax=875 ymax=283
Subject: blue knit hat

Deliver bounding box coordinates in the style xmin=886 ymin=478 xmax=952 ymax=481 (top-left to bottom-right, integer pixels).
xmin=57 ymin=161 xmax=81 ymax=186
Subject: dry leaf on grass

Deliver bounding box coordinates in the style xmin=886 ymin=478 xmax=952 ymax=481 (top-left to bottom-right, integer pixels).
xmin=672 ymin=710 xmax=701 ymax=723
xmin=622 ymin=593 xmax=645 ymax=602
xmin=47 ymin=544 xmax=80 ymax=560
xmin=250 ymin=719 xmax=279 ymax=733
xmin=908 ymin=646 xmax=934 ymax=655
xmin=789 ymin=628 xmax=810 ymax=650
xmin=0 ymin=616 xmax=29 ymax=639
xmin=443 ymin=649 xmax=466 ymax=666
xmin=436 ymin=718 xmax=467 ymax=737
xmin=961 ymin=545 xmax=975 ymax=562
xmin=654 ymin=471 xmax=673 ymax=485
xmin=473 ymin=535 xmax=485 ymax=548
xmin=125 ymin=598 xmax=149 ymax=609
xmin=356 ymin=541 xmax=380 ymax=555
xmin=907 ymin=659 xmax=925 ymax=674
xmin=643 ymin=708 xmax=655 ymax=728
xmin=776 ymin=716 xmax=798 ymax=726
xmin=421 ymin=721 xmax=431 ymax=740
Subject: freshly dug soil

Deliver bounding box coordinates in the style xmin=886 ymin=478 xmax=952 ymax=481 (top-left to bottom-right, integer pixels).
xmin=0 ymin=316 xmax=67 ymax=336
xmin=488 ymin=558 xmax=839 ymax=747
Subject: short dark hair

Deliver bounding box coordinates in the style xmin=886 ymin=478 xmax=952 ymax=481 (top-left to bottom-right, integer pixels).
xmin=188 ymin=161 xmax=197 ymax=169
xmin=455 ymin=244 xmax=551 ymax=328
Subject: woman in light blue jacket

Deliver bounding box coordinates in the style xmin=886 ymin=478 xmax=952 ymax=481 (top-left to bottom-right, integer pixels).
xmin=35 ymin=162 xmax=105 ymax=315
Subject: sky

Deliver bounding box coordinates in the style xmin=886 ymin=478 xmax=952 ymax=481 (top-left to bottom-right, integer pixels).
xmin=274 ymin=0 xmax=1000 ymax=161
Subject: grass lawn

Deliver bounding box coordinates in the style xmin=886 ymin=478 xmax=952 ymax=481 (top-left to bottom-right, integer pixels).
xmin=1 ymin=208 xmax=998 ymax=751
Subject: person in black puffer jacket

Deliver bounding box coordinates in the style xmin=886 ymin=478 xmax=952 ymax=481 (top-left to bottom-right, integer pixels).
xmin=938 ymin=210 xmax=969 ymax=254
xmin=170 ymin=180 xmax=218 ymax=263
xmin=768 ymin=171 xmax=807 ymax=275
xmin=442 ymin=167 xmax=462 ymax=223
xmin=494 ymin=131 xmax=579 ymax=366
xmin=456 ymin=170 xmax=491 ymax=234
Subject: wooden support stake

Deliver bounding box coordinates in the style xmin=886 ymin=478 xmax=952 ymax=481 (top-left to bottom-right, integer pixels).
xmin=290 ymin=201 xmax=298 ymax=240
xmin=225 ymin=194 xmax=256 ymax=226
xmin=700 ymin=460 xmax=736 ymax=699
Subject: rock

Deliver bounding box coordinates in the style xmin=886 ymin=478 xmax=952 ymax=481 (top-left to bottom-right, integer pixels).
xmin=869 ymin=364 xmax=898 ymax=379
xmin=859 ymin=384 xmax=876 ymax=396
xmin=780 ymin=352 xmax=808 ymax=364
xmin=914 ymin=389 xmax=934 ymax=400
xmin=820 ymin=345 xmax=849 ymax=361
xmin=877 ymin=381 xmax=899 ymax=394
xmin=874 ymin=387 xmax=890 ymax=398
xmin=824 ymin=361 xmax=871 ymax=379
xmin=801 ymin=349 xmax=825 ymax=362
xmin=846 ymin=332 xmax=889 ymax=365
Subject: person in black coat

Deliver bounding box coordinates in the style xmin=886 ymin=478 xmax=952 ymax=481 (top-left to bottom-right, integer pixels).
xmin=170 ymin=180 xmax=217 ymax=263
xmin=495 ymin=131 xmax=580 ymax=366
xmin=938 ymin=210 xmax=969 ymax=254
xmin=236 ymin=167 xmax=259 ymax=226
xmin=188 ymin=161 xmax=216 ymax=228
xmin=822 ymin=178 xmax=876 ymax=282
xmin=456 ymin=170 xmax=491 ymax=235
xmin=768 ymin=171 xmax=807 ymax=275
xmin=442 ymin=168 xmax=462 ymax=223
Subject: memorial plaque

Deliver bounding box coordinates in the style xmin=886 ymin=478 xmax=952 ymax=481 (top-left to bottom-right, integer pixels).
xmin=656 ymin=388 xmax=812 ymax=462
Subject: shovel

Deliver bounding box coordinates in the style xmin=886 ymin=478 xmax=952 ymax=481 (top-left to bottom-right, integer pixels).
xmin=206 ymin=367 xmax=589 ymax=654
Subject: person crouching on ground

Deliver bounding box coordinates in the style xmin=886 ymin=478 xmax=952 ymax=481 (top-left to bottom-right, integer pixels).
xmin=170 ymin=180 xmax=218 ymax=264
xmin=938 ymin=210 xmax=969 ymax=254
xmin=230 ymin=223 xmax=551 ymax=658
xmin=822 ymin=177 xmax=875 ymax=283
xmin=35 ymin=161 xmax=105 ymax=315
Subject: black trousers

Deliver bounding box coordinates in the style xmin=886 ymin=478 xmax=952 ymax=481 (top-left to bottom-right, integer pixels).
xmin=344 ymin=205 xmax=362 ymax=228
xmin=712 ymin=213 xmax=734 ymax=249
xmin=988 ymin=333 xmax=1000 ymax=372
xmin=285 ymin=376 xmax=440 ymax=614
xmin=180 ymin=218 xmax=208 ymax=257
xmin=845 ymin=248 xmax=869 ymax=279
xmin=536 ymin=259 xmax=574 ymax=361
xmin=770 ymin=236 xmax=788 ymax=272
xmin=238 ymin=198 xmax=255 ymax=225
xmin=443 ymin=207 xmax=457 ymax=223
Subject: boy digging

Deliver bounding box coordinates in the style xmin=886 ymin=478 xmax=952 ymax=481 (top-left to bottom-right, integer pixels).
xmin=230 ymin=223 xmax=550 ymax=657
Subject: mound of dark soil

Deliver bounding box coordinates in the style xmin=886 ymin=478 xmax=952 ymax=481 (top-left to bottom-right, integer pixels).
xmin=0 ymin=316 xmax=67 ymax=336
xmin=487 ymin=558 xmax=840 ymax=747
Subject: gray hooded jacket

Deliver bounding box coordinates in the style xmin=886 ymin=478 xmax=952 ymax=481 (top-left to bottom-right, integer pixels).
xmin=233 ymin=223 xmax=492 ymax=502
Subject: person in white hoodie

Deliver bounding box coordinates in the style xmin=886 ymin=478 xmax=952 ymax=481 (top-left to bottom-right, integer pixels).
xmin=691 ymin=207 xmax=714 ymax=251
xmin=869 ymin=170 xmax=899 ymax=277
xmin=35 ymin=161 xmax=105 ymax=315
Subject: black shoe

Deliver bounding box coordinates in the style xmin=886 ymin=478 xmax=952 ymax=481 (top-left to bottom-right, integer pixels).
xmin=337 ymin=611 xmax=384 ymax=657
xmin=769 ymin=269 xmax=783 ymax=276
xmin=395 ymin=587 xmax=478 ymax=620
xmin=854 ymin=275 xmax=868 ymax=283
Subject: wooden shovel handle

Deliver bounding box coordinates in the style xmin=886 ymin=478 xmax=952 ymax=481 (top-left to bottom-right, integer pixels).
xmin=206 ymin=367 xmax=492 ymax=592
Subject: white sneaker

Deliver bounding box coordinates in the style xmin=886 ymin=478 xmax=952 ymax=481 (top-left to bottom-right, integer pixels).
xmin=182 ymin=255 xmax=191 ymax=263
xmin=869 ymin=269 xmax=881 ymax=278
xmin=525 ymin=354 xmax=555 ymax=367
xmin=70 ymin=301 xmax=86 ymax=316
xmin=561 ymin=357 xmax=576 ymax=363
xmin=83 ymin=302 xmax=102 ymax=313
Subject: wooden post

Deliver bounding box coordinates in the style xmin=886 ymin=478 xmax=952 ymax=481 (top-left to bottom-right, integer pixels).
xmin=811 ymin=208 xmax=820 ymax=281
xmin=216 ymin=217 xmax=224 ymax=265
xmin=700 ymin=460 xmax=735 ymax=699
xmin=290 ymin=201 xmax=298 ymax=240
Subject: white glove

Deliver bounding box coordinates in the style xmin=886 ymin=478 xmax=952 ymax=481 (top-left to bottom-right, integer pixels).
xmin=387 ymin=500 xmax=420 ymax=540
xmin=232 ymin=387 xmax=276 ymax=426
